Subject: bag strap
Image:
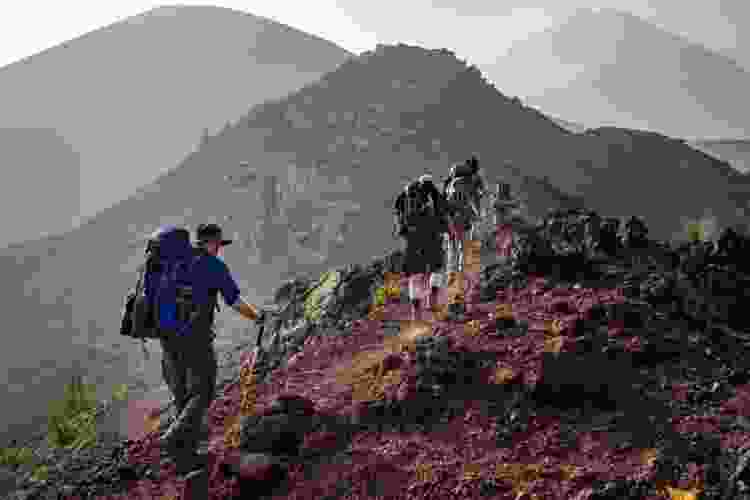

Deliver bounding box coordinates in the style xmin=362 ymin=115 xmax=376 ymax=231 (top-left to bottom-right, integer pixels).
xmin=135 ymin=253 xmax=153 ymax=298
xmin=135 ymin=263 xmax=146 ymax=294
xmin=132 ymin=262 xmax=149 ymax=348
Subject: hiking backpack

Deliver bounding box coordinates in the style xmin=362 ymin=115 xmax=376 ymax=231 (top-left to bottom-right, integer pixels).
xmin=120 ymin=226 xmax=205 ymax=340
xmin=597 ymin=218 xmax=621 ymax=255
xmin=398 ymin=179 xmax=440 ymax=232
xmin=624 ymin=216 xmax=648 ymax=247
xmin=445 ymin=162 xmax=483 ymax=219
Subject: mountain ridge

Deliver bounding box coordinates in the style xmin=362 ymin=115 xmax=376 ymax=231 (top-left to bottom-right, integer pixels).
xmin=0 ymin=4 xmax=352 ymax=249
xmin=0 ymin=5 xmax=350 ymax=73
xmin=491 ymin=7 xmax=750 ymax=140
xmin=1 ymin=41 xmax=749 ymax=467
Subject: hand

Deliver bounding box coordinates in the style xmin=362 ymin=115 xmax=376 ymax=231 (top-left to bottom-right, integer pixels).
xmin=257 ymin=304 xmax=282 ymax=322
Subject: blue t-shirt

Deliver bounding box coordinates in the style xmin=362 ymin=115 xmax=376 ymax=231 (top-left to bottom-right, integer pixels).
xmin=189 ymin=253 xmax=241 ymax=311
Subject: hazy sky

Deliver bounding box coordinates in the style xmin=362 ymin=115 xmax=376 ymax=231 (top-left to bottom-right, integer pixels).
xmin=1 ymin=1 xmax=746 ymax=71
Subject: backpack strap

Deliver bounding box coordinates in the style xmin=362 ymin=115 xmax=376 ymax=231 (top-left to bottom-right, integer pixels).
xmin=134 ymin=262 xmax=146 ymax=294
xmin=129 ymin=262 xmax=151 ymax=346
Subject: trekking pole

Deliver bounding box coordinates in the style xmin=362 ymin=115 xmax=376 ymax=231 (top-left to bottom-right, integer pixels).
xmin=224 ymin=305 xmax=282 ymax=448
xmin=248 ymin=305 xmax=282 ymax=369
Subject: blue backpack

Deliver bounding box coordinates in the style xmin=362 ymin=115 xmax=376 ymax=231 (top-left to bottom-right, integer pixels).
xmin=122 ymin=226 xmax=204 ymax=339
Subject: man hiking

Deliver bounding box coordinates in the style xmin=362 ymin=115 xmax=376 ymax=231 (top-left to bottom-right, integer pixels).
xmin=443 ymin=155 xmax=486 ymax=273
xmin=393 ymin=174 xmax=450 ymax=318
xmin=153 ymin=223 xmax=269 ymax=475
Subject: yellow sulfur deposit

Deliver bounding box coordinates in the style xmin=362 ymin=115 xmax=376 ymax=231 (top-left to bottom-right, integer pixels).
xmin=415 ymin=463 xmax=435 ymax=482
xmin=465 ymin=320 xmax=481 ymax=338
xmin=383 ymin=272 xmax=402 ymax=299
xmin=462 ymin=462 xmax=482 ymax=481
xmin=491 ymin=367 xmax=517 ymax=385
xmin=464 ymin=239 xmax=482 ymax=273
xmin=494 ymin=303 xmax=514 ymax=320
xmin=224 ymin=354 xmax=259 ymax=448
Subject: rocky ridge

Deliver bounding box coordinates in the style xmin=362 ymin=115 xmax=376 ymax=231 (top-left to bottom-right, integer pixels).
xmin=5 ymin=208 xmax=750 ymax=499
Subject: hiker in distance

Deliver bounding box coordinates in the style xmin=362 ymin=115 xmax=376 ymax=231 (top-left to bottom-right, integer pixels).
xmin=393 ymin=174 xmax=450 ymax=318
xmin=151 ymin=224 xmax=272 ymax=474
xmin=442 ymin=155 xmax=487 ymax=273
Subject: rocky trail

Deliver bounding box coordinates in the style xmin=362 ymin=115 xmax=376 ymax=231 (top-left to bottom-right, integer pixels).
xmin=5 ymin=211 xmax=750 ymax=500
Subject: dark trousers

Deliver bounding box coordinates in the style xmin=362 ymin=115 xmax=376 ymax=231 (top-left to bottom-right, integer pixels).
xmin=160 ymin=332 xmax=217 ymax=453
xmin=403 ymin=229 xmax=445 ymax=275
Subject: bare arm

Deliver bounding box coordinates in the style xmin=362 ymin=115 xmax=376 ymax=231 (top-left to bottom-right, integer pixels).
xmin=231 ymin=296 xmax=262 ymax=321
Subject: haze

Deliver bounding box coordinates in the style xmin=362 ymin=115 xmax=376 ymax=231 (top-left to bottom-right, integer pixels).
xmin=0 ymin=0 xmax=747 ymax=246
xmin=3 ymin=1 xmax=747 ymax=71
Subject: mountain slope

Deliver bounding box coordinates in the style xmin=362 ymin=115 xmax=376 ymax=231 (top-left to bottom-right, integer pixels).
xmin=0 ymin=44 xmax=582 ymax=447
xmin=0 ymin=128 xmax=82 ymax=243
xmin=2 ymin=42 xmax=748 ymax=453
xmin=10 ymin=208 xmax=750 ymax=499
xmin=549 ymin=116 xmax=588 ymax=135
xmin=689 ymin=139 xmax=750 ymax=174
xmin=490 ymin=8 xmax=750 ymax=140
xmin=0 ymin=4 xmax=351 ymax=248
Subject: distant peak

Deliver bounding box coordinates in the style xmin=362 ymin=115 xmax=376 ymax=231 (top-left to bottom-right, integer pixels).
xmin=573 ymin=6 xmax=638 ymax=18
xmin=563 ymin=6 xmax=645 ymax=26
xmin=144 ymin=4 xmax=254 ymax=16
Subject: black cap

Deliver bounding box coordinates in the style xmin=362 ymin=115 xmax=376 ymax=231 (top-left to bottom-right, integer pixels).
xmin=196 ymin=223 xmax=233 ymax=246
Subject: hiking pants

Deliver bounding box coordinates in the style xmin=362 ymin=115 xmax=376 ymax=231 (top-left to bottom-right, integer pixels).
xmin=446 ymin=221 xmax=476 ymax=273
xmin=160 ymin=332 xmax=217 ymax=451
xmin=403 ymin=229 xmax=444 ymax=276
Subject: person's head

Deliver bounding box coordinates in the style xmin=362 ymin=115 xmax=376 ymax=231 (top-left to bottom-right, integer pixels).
xmin=195 ymin=223 xmax=233 ymax=256
xmin=417 ymin=174 xmax=433 ymax=185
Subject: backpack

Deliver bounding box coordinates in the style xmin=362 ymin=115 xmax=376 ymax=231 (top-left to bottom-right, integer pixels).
xmin=445 ymin=163 xmax=483 ymax=218
xmin=120 ymin=226 xmax=204 ymax=340
xmin=597 ymin=218 xmax=621 ymax=255
xmin=398 ymin=179 xmax=438 ymax=232
xmin=624 ymin=216 xmax=648 ymax=245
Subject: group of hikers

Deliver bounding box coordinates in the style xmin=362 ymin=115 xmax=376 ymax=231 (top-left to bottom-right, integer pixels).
xmin=538 ymin=209 xmax=651 ymax=258
xmin=118 ymin=154 xmax=493 ymax=477
xmin=114 ymin=149 xmax=750 ymax=486
xmin=392 ymin=155 xmax=490 ymax=314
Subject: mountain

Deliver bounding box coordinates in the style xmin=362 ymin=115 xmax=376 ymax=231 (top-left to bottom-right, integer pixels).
xmin=1 ymin=42 xmax=748 ymax=451
xmin=0 ymin=129 xmax=82 ymax=243
xmin=689 ymin=138 xmax=750 ymax=174
xmin=490 ymin=8 xmax=750 ymax=140
xmin=9 ymin=199 xmax=750 ymax=498
xmin=549 ymin=116 xmax=588 ymax=135
xmin=0 ymin=4 xmax=352 ymax=248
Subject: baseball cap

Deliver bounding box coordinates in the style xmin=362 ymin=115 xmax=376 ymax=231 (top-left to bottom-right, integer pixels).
xmin=195 ymin=223 xmax=233 ymax=246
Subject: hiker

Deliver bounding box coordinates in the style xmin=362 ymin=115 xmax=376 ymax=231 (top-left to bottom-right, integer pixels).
xmin=597 ymin=217 xmax=621 ymax=257
xmin=443 ymin=156 xmax=487 ymax=273
xmin=150 ymin=224 xmax=268 ymax=475
xmin=623 ymin=216 xmax=649 ymax=249
xmin=583 ymin=212 xmax=602 ymax=258
xmin=393 ymin=174 xmax=449 ymax=316
xmin=714 ymin=227 xmax=744 ymax=267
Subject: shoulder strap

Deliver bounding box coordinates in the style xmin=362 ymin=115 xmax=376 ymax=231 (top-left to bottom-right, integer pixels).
xmin=135 ymin=264 xmax=146 ymax=293
xmin=135 ymin=252 xmax=154 ymax=294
